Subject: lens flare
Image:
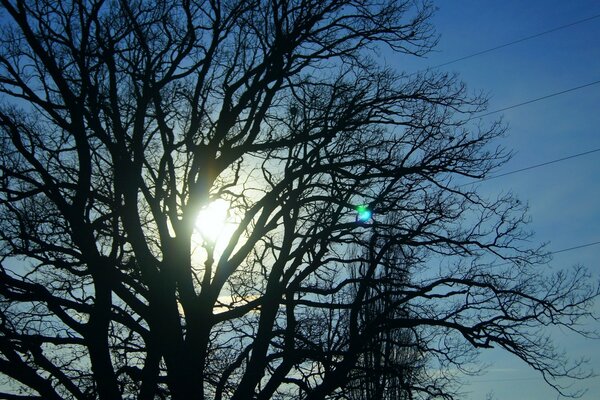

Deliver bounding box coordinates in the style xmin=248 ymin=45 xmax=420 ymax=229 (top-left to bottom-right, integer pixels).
xmin=356 ymin=205 xmax=372 ymax=222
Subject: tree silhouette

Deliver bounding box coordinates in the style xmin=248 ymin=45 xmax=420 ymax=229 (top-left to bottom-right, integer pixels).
xmin=344 ymin=239 xmax=424 ymax=400
xmin=0 ymin=0 xmax=597 ymax=399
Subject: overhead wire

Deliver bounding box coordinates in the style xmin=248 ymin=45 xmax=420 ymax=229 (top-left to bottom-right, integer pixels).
xmin=474 ymin=241 xmax=600 ymax=269
xmin=417 ymin=12 xmax=600 ymax=385
xmin=425 ymin=13 xmax=600 ymax=71
xmin=476 ymin=79 xmax=600 ymax=118
xmin=550 ymin=240 xmax=600 ymax=255
xmin=435 ymin=18 xmax=600 ymax=185
xmin=462 ymin=147 xmax=600 ymax=185
xmin=469 ymin=376 xmax=543 ymax=383
xmin=412 ymin=13 xmax=600 ymax=260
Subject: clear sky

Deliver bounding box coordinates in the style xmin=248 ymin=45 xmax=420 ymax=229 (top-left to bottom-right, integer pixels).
xmin=390 ymin=1 xmax=600 ymax=399
xmin=143 ymin=3 xmax=599 ymax=395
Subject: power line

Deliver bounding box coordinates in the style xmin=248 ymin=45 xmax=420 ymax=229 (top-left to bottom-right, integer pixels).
xmin=427 ymin=13 xmax=600 ymax=71
xmin=550 ymin=240 xmax=600 ymax=255
xmin=476 ymin=79 xmax=600 ymax=118
xmin=469 ymin=376 xmax=541 ymax=383
xmin=530 ymin=240 xmax=599 ymax=263
xmin=459 ymin=146 xmax=600 ymax=186
xmin=486 ymin=241 xmax=600 ymax=269
xmin=476 ymin=147 xmax=600 ymax=183
xmin=412 ymin=15 xmax=600 ymax=266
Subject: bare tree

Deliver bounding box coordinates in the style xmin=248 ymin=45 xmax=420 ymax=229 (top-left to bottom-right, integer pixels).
xmin=0 ymin=0 xmax=596 ymax=399
xmin=344 ymin=239 xmax=424 ymax=400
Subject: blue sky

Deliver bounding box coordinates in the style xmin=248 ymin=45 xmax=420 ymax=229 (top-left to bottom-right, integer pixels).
xmin=391 ymin=1 xmax=600 ymax=398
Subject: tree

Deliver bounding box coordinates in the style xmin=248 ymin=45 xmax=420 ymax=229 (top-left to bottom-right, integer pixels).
xmin=344 ymin=239 xmax=424 ymax=400
xmin=0 ymin=0 xmax=596 ymax=399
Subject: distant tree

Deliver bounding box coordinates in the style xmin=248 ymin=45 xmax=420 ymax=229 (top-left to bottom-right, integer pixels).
xmin=0 ymin=0 xmax=597 ymax=399
xmin=344 ymin=239 xmax=424 ymax=400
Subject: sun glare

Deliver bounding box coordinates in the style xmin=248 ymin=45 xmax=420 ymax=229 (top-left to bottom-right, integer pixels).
xmin=195 ymin=199 xmax=232 ymax=242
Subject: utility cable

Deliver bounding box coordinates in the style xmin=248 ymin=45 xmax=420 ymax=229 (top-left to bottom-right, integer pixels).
xmin=476 ymin=147 xmax=600 ymax=183
xmin=550 ymin=240 xmax=600 ymax=255
xmin=469 ymin=376 xmax=542 ymax=383
xmin=459 ymin=147 xmax=600 ymax=186
xmin=426 ymin=13 xmax=600 ymax=71
xmin=481 ymin=241 xmax=600 ymax=269
xmin=476 ymin=79 xmax=600 ymax=118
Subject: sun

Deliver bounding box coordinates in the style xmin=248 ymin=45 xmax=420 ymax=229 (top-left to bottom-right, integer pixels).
xmin=195 ymin=199 xmax=232 ymax=242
